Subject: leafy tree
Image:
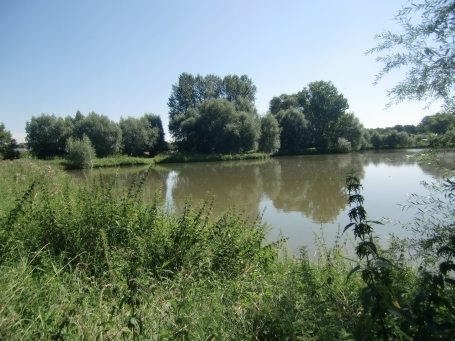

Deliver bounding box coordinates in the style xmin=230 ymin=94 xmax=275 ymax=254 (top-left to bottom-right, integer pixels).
xmin=383 ymin=129 xmax=410 ymax=148
xmin=144 ymin=113 xmax=167 ymax=155
xmin=367 ymin=0 xmax=455 ymax=111
xmin=26 ymin=114 xmax=74 ymax=159
xmin=221 ymin=74 xmax=257 ymax=102
xmin=258 ymin=113 xmax=281 ymax=154
xmin=65 ymin=134 xmax=96 ymax=168
xmin=275 ymin=107 xmax=309 ymax=154
xmin=120 ymin=116 xmax=158 ymax=157
xmin=333 ymin=113 xmax=366 ymax=151
xmin=168 ymin=73 xmax=257 ymax=143
xmin=0 ymin=123 xmax=19 ymax=160
xmin=393 ymin=124 xmax=418 ymax=135
xmin=269 ymin=94 xmax=299 ymax=115
xmin=176 ymin=99 xmax=260 ymax=154
xmin=74 ymin=112 xmax=122 ymax=157
xmin=417 ymin=113 xmax=455 ymax=134
xmin=370 ymin=131 xmax=383 ymax=149
xmin=297 ymin=81 xmax=349 ymax=152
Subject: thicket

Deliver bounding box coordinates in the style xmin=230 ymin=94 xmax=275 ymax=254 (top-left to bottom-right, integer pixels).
xmin=0 ymin=159 xmax=454 ymax=339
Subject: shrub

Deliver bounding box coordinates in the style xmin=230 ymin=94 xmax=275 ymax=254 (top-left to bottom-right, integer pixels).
xmin=65 ymin=134 xmax=96 ymax=169
xmin=336 ymin=137 xmax=352 ymax=153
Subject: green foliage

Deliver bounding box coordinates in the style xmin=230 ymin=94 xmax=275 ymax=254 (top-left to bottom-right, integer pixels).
xmin=367 ymin=0 xmax=455 ymax=111
xmin=0 ymin=123 xmax=19 ymax=160
xmin=345 ymin=170 xmax=406 ymax=340
xmin=269 ymin=94 xmax=298 ymax=115
xmin=258 ymin=113 xmax=280 ymax=154
xmin=298 ymin=80 xmax=350 ymax=152
xmin=174 ymin=98 xmax=260 ymax=154
xmin=274 ymin=107 xmax=309 ymax=154
xmin=334 ymin=113 xmax=367 ymax=151
xmin=335 ymin=137 xmax=352 ymax=153
xmin=4 ymin=157 xmax=455 ymax=339
xmin=418 ymin=113 xmax=455 ymax=135
xmin=120 ymin=116 xmax=158 ymax=157
xmin=144 ymin=113 xmax=167 ymax=155
xmin=168 ymin=73 xmax=257 ymax=144
xmin=65 ymin=134 xmax=96 ymax=169
xmin=269 ymin=81 xmax=365 ymax=154
xmin=74 ymin=112 xmax=122 ymax=157
xmin=25 ymin=114 xmax=74 ymax=159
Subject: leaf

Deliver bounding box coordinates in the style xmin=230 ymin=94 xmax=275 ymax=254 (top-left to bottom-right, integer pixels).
xmin=343 ymin=222 xmax=356 ymax=234
xmin=365 ymin=220 xmax=384 ymax=225
xmin=376 ymin=257 xmax=397 ymax=269
xmin=347 ymin=265 xmax=361 ymax=281
xmin=444 ymin=278 xmax=455 ymax=285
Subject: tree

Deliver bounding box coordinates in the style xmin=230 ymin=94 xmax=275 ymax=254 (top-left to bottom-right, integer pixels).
xmin=26 ymin=114 xmax=74 ymax=159
xmin=383 ymin=129 xmax=410 ymax=147
xmin=333 ymin=113 xmax=367 ymax=151
xmin=297 ymin=81 xmax=349 ymax=152
xmin=370 ymin=131 xmax=383 ymax=148
xmin=168 ymin=73 xmax=257 ymax=143
xmin=417 ymin=112 xmax=455 ymax=134
xmin=74 ymin=112 xmax=122 ymax=157
xmin=367 ymin=0 xmax=455 ymax=112
xmin=269 ymin=94 xmax=299 ymax=115
xmin=144 ymin=114 xmax=167 ymax=155
xmin=176 ymin=99 xmax=260 ymax=154
xmin=258 ymin=113 xmax=281 ymax=154
xmin=0 ymin=123 xmax=19 ymax=160
xmin=275 ymin=107 xmax=309 ymax=154
xmin=65 ymin=134 xmax=96 ymax=168
xmin=120 ymin=116 xmax=158 ymax=157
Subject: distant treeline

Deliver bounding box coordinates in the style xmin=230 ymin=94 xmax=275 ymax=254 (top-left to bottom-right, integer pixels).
xmin=1 ymin=73 xmax=455 ymax=162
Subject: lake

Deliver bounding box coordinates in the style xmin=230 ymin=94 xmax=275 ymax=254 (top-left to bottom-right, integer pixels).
xmin=69 ymin=150 xmax=454 ymax=255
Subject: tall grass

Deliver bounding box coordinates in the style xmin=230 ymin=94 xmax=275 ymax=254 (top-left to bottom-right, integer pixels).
xmin=0 ymin=159 xmax=419 ymax=340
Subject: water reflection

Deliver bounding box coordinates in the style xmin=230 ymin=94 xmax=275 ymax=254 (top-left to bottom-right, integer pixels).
xmin=68 ymin=150 xmax=455 ymax=253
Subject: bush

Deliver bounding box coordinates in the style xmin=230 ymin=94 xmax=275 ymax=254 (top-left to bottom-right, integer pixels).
xmin=336 ymin=137 xmax=352 ymax=153
xmin=65 ymin=134 xmax=96 ymax=169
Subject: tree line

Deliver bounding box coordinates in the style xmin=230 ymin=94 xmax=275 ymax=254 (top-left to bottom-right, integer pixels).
xmin=1 ymin=73 xmax=454 ymax=162
xmin=23 ymin=111 xmax=166 ymax=160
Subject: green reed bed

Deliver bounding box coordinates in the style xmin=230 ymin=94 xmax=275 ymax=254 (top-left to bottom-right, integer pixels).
xmin=0 ymin=160 xmax=420 ymax=340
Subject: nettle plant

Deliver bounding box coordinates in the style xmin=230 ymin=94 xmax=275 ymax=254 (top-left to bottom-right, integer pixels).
xmin=344 ymin=170 xmax=403 ymax=340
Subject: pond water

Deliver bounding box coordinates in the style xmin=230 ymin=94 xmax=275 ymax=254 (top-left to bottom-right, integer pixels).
xmin=68 ymin=150 xmax=454 ymax=255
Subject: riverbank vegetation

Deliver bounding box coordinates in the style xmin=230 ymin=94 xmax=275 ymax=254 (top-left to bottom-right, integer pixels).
xmin=1 ymin=159 xmax=454 ymax=340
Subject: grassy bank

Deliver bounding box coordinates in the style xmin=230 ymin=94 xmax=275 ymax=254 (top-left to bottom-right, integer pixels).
xmin=0 ymin=159 xmax=452 ymax=340
xmin=44 ymin=152 xmax=270 ymax=169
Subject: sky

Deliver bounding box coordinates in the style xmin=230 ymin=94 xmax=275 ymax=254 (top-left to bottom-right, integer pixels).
xmin=0 ymin=0 xmax=444 ymax=143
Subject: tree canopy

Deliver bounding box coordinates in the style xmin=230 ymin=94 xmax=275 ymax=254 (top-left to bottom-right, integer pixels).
xmin=367 ymin=0 xmax=455 ymax=112
xmin=269 ymin=81 xmax=358 ymax=153
xmin=26 ymin=114 xmax=74 ymax=159
xmin=175 ymin=98 xmax=260 ymax=154
xmin=0 ymin=123 xmax=19 ymax=160
xmin=74 ymin=112 xmax=122 ymax=158
xmin=168 ymin=73 xmax=257 ymax=143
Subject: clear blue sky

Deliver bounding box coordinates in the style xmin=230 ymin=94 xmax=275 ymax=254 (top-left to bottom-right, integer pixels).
xmin=0 ymin=0 xmax=443 ymax=142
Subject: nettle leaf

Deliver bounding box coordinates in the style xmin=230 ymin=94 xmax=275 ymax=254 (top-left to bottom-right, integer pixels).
xmin=347 ymin=265 xmax=361 ymax=281
xmin=358 ymin=241 xmax=378 ymax=256
xmin=343 ymin=222 xmax=356 ymax=234
xmin=365 ymin=220 xmax=384 ymax=225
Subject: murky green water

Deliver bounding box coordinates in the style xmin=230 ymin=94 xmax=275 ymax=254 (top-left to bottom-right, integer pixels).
xmin=69 ymin=150 xmax=454 ymax=254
